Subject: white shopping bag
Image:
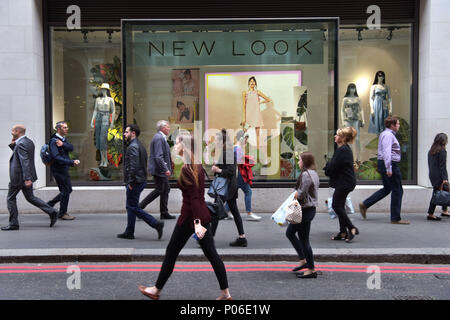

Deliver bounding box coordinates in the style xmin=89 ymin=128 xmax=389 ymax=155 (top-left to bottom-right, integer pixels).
xmin=326 ymin=188 xmax=355 ymax=217
xmin=271 ymin=191 xmax=296 ymax=227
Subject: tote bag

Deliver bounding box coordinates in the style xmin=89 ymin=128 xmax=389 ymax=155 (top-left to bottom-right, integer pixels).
xmin=271 ymin=191 xmax=296 ymax=227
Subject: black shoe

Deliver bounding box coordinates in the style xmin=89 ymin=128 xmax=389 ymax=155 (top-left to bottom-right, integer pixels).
xmin=160 ymin=213 xmax=176 ymax=220
xmin=155 ymin=221 xmax=164 ymax=240
xmin=49 ymin=211 xmax=58 ymax=227
xmin=345 ymin=228 xmax=357 ymax=243
xmin=332 ymin=232 xmax=347 ymax=240
xmin=297 ymin=272 xmax=318 ymax=279
xmin=117 ymin=233 xmax=135 ymax=240
xmin=229 ymin=237 xmax=247 ymax=247
xmin=427 ymin=215 xmax=442 ymax=221
xmin=292 ymin=263 xmax=309 ymax=272
xmin=1 ymin=225 xmax=19 ymax=231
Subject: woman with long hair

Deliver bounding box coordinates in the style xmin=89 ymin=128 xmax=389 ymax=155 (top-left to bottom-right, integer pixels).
xmin=138 ymin=132 xmax=232 ymax=300
xmin=211 ymin=129 xmax=248 ymax=247
xmin=324 ymin=127 xmax=359 ymax=242
xmin=427 ymin=133 xmax=449 ymax=220
xmin=287 ymin=152 xmax=320 ymax=278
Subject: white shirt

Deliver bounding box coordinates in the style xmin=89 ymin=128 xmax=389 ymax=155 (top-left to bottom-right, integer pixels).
xmin=159 ymin=131 xmax=167 ymax=140
xmin=15 ymin=135 xmax=26 ymax=143
xmin=55 ymin=133 xmax=65 ymax=141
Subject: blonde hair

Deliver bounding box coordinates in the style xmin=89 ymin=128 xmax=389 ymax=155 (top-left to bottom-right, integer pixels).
xmin=337 ymin=126 xmax=357 ymax=144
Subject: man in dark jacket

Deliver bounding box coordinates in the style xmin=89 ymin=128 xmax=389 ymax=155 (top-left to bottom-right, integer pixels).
xmin=2 ymin=124 xmax=58 ymax=231
xmin=117 ymin=124 xmax=164 ymax=240
xmin=47 ymin=121 xmax=80 ymax=220
xmin=139 ymin=120 xmax=175 ymax=219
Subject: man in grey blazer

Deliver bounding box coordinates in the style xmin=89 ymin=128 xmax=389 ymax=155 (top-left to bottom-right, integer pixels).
xmin=2 ymin=125 xmax=58 ymax=231
xmin=139 ymin=120 xmax=175 ymax=220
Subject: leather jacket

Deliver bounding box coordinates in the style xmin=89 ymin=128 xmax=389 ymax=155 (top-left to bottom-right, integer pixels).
xmin=124 ymin=138 xmax=148 ymax=185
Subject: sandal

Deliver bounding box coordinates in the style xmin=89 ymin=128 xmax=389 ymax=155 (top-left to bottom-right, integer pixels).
xmin=138 ymin=285 xmax=160 ymax=300
xmin=441 ymin=212 xmax=450 ymax=217
xmin=216 ymin=294 xmax=233 ymax=300
xmin=427 ymin=215 xmax=442 ymax=221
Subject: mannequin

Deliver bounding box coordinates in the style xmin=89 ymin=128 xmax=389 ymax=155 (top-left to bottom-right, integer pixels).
xmin=91 ymin=83 xmax=115 ymax=167
xmin=341 ymin=83 xmax=364 ymax=162
xmin=368 ymin=71 xmax=392 ymax=134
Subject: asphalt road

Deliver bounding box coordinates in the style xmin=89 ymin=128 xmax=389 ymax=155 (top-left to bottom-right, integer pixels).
xmin=0 ymin=261 xmax=449 ymax=301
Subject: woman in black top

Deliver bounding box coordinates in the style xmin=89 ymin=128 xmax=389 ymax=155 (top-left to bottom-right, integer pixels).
xmin=211 ymin=129 xmax=247 ymax=247
xmin=427 ymin=133 xmax=449 ymax=220
xmin=325 ymin=127 xmax=359 ymax=243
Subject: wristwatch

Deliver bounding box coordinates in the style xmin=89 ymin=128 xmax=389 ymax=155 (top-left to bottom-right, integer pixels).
xmin=194 ymin=219 xmax=200 ymax=225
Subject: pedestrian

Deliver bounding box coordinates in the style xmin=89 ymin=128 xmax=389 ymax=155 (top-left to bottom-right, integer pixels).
xmin=139 ymin=120 xmax=175 ymax=220
xmin=287 ymin=151 xmax=319 ymax=279
xmin=138 ymin=132 xmax=232 ymax=300
xmin=224 ymin=130 xmax=261 ymax=221
xmin=427 ymin=133 xmax=449 ymax=220
xmin=2 ymin=124 xmax=58 ymax=231
xmin=117 ymin=124 xmax=164 ymax=240
xmin=325 ymin=127 xmax=359 ymax=242
xmin=211 ymin=129 xmax=248 ymax=247
xmin=359 ymin=116 xmax=410 ymax=224
xmin=47 ymin=121 xmax=80 ymax=220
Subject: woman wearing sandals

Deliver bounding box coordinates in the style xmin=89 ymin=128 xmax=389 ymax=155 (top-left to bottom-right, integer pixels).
xmin=324 ymin=127 xmax=359 ymax=243
xmin=287 ymin=152 xmax=320 ymax=279
xmin=138 ymin=132 xmax=232 ymax=300
xmin=427 ymin=133 xmax=449 ymax=221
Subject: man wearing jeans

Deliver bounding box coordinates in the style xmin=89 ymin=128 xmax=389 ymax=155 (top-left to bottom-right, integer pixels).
xmin=359 ymin=116 xmax=410 ymax=224
xmin=117 ymin=124 xmax=164 ymax=240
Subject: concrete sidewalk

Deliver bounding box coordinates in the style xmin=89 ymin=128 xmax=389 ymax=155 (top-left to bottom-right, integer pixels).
xmin=0 ymin=211 xmax=449 ymax=264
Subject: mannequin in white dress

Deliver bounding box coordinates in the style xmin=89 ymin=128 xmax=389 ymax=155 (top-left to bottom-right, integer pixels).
xmin=341 ymin=83 xmax=364 ymax=162
xmin=90 ymin=83 xmax=115 ymax=167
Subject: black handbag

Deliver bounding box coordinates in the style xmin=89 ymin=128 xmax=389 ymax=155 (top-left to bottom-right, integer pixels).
xmin=207 ymin=176 xmax=229 ymax=200
xmin=204 ymin=168 xmax=228 ymax=220
xmin=433 ymin=182 xmax=450 ymax=206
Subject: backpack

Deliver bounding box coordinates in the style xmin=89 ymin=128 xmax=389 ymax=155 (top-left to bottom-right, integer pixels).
xmin=40 ymin=140 xmax=54 ymax=165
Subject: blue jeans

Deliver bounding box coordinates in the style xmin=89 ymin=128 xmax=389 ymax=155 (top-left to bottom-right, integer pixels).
xmin=363 ymin=160 xmax=403 ymax=222
xmin=125 ymin=182 xmax=159 ymax=235
xmin=225 ymin=172 xmax=252 ymax=213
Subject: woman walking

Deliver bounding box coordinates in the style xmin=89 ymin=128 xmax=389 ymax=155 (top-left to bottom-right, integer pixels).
xmin=138 ymin=132 xmax=232 ymax=300
xmin=286 ymin=152 xmax=320 ymax=279
xmin=211 ymin=129 xmax=248 ymax=247
xmin=427 ymin=133 xmax=449 ymax=220
xmin=325 ymin=127 xmax=359 ymax=242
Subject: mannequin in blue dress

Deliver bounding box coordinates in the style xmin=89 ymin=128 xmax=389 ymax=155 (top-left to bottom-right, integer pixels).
xmin=368 ymin=71 xmax=392 ymax=135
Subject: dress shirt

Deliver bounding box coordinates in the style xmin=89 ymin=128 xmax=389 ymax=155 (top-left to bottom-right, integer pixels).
xmin=378 ymin=128 xmax=401 ymax=173
xmin=55 ymin=133 xmax=65 ymax=141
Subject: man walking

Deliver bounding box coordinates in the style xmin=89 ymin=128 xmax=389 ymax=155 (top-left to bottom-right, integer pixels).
xmin=2 ymin=125 xmax=58 ymax=230
xmin=139 ymin=120 xmax=175 ymax=220
xmin=47 ymin=121 xmax=80 ymax=220
xmin=117 ymin=124 xmax=164 ymax=240
xmin=359 ymin=116 xmax=410 ymax=224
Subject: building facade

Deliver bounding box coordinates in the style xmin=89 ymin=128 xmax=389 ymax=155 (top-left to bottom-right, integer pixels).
xmin=0 ymin=0 xmax=448 ymax=213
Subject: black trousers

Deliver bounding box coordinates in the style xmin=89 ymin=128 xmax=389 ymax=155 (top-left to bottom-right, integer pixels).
xmin=155 ymin=221 xmax=228 ymax=290
xmin=428 ymin=185 xmax=448 ymax=214
xmin=285 ymin=207 xmax=316 ymax=269
xmin=7 ymin=183 xmax=55 ymax=226
xmin=48 ymin=169 xmax=72 ymax=216
xmin=332 ymin=185 xmax=356 ymax=233
xmin=210 ymin=198 xmax=245 ymax=237
xmin=139 ymin=175 xmax=170 ymax=215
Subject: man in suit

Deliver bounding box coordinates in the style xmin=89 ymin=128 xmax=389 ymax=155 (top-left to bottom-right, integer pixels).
xmin=117 ymin=124 xmax=164 ymax=240
xmin=139 ymin=120 xmax=175 ymax=220
xmin=2 ymin=124 xmax=58 ymax=231
xmin=47 ymin=121 xmax=80 ymax=220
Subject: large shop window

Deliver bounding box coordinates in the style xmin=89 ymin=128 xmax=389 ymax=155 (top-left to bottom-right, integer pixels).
xmin=123 ymin=20 xmax=338 ymax=183
xmin=50 ymin=27 xmax=123 ymax=183
xmin=339 ymin=24 xmax=413 ymax=182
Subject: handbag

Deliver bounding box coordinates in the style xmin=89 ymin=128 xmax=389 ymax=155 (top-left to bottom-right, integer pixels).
xmin=286 ymin=199 xmax=303 ymax=224
xmin=433 ymin=182 xmax=450 ymax=206
xmin=207 ymin=176 xmax=229 ymax=200
xmin=203 ymin=168 xmax=228 ymax=220
xmin=271 ymin=191 xmax=296 ymax=227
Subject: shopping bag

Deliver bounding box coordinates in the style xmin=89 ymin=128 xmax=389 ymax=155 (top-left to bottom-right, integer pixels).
xmin=433 ymin=183 xmax=450 ymax=206
xmin=271 ymin=191 xmax=296 ymax=227
xmin=326 ymin=188 xmax=355 ymax=217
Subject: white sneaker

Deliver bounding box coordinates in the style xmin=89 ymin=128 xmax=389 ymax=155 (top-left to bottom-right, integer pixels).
xmin=247 ymin=213 xmax=261 ymax=221
xmin=224 ymin=212 xmax=233 ymax=220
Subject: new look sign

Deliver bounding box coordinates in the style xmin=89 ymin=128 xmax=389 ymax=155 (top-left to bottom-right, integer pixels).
xmin=134 ymin=31 xmax=323 ymax=66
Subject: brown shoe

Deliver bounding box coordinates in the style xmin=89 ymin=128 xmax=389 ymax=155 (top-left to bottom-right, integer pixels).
xmin=138 ymin=285 xmax=160 ymax=300
xmin=359 ymin=203 xmax=367 ymax=219
xmin=60 ymin=214 xmax=75 ymax=220
xmin=391 ymin=219 xmax=410 ymax=225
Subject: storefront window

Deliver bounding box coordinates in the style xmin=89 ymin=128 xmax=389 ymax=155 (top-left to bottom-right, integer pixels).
xmin=339 ymin=24 xmax=413 ymax=181
xmin=123 ymin=20 xmax=338 ymax=182
xmin=50 ymin=27 xmax=122 ymax=183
